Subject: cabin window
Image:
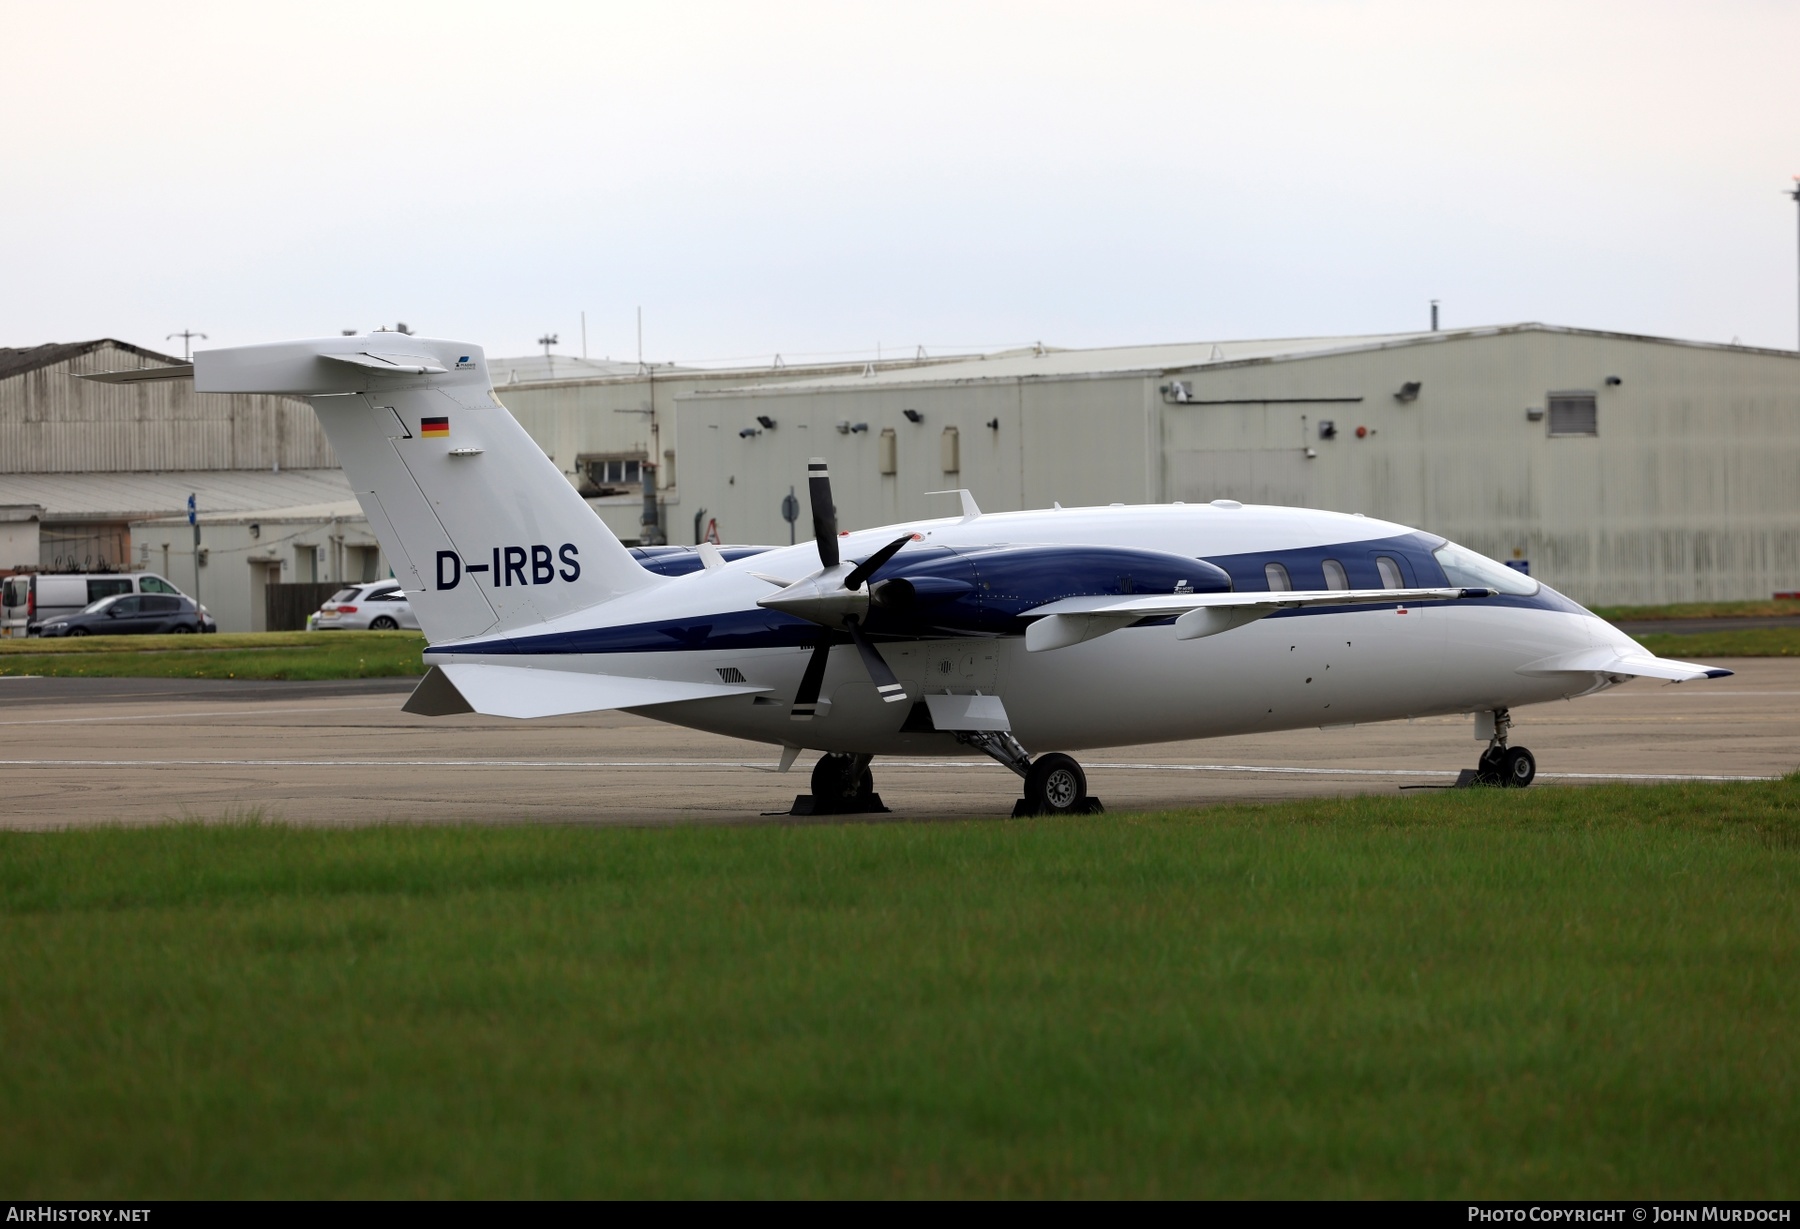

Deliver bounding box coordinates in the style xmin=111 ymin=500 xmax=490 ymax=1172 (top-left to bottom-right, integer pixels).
xmin=1375 ymin=556 xmax=1404 ymax=589
xmin=1547 ymin=391 xmax=1598 ymax=437
xmin=1321 ymin=559 xmax=1349 ymax=590
xmin=1264 ymin=562 xmax=1291 ymax=591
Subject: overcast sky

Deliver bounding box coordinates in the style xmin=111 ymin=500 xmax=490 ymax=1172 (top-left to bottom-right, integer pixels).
xmin=4 ymin=0 xmax=1798 ymax=362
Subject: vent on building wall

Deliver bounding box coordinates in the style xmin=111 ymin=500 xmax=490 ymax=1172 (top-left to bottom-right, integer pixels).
xmin=1546 ymin=392 xmax=1598 ymax=437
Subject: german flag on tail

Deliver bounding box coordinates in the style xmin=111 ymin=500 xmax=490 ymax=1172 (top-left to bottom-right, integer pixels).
xmin=420 ymin=416 xmax=450 ymax=438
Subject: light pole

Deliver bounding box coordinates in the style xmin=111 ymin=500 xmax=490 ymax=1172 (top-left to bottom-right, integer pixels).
xmin=167 ymin=330 xmax=207 ymax=361
xmin=538 ymin=333 xmax=559 ymax=379
xmin=1788 ymin=178 xmax=1800 ymax=350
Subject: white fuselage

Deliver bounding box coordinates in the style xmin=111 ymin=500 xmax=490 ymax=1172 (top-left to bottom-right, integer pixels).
xmin=424 ymin=502 xmax=1634 ymax=757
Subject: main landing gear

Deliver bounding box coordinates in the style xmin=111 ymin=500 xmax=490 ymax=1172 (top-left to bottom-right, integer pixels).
xmin=955 ymin=731 xmax=1106 ymax=817
xmin=1465 ymin=707 xmax=1536 ymax=788
xmin=789 ymin=738 xmax=1105 ymax=817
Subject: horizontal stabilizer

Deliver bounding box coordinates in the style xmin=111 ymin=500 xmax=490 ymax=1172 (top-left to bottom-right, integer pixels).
xmin=403 ymin=663 xmax=768 ymax=719
xmin=78 ymin=364 xmax=194 ymax=384
xmin=322 ymin=351 xmax=448 ymax=375
xmin=1021 ymin=586 xmax=1492 ymax=650
xmin=1516 ymin=648 xmax=1733 ymax=683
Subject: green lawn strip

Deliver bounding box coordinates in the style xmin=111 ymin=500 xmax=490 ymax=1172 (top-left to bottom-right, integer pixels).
xmin=1590 ymin=599 xmax=1800 ymax=622
xmin=1634 ymin=628 xmax=1800 ymax=658
xmin=0 ymin=631 xmax=425 ymax=679
xmin=2 ymin=779 xmax=1795 ymax=1198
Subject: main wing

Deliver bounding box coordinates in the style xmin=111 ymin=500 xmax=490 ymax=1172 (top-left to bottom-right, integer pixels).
xmin=1019 ymin=587 xmax=1493 ymax=651
xmin=405 ymin=663 xmax=768 ymax=719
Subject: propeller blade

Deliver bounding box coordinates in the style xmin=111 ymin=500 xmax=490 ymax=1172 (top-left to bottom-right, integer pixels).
xmin=807 ymin=458 xmax=839 ymax=569
xmin=790 ymin=633 xmax=832 ymax=721
xmin=845 ymin=618 xmax=908 ymax=704
xmin=843 ymin=533 xmax=916 ymax=591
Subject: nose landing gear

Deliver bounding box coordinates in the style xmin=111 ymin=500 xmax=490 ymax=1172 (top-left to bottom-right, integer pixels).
xmin=1469 ymin=708 xmax=1536 ymax=788
xmin=789 ymin=752 xmax=889 ymax=815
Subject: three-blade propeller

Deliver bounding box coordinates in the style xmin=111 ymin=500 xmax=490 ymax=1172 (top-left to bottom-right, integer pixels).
xmin=757 ymin=459 xmax=915 ymax=720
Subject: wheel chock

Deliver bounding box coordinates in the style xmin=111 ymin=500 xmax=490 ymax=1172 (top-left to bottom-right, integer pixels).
xmin=1011 ymin=797 xmax=1106 ymax=818
xmin=786 ymin=793 xmax=890 ymax=816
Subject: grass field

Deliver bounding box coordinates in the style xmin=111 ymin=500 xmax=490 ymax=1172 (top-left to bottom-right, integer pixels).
xmin=1635 ymin=627 xmax=1800 ymax=658
xmin=0 ymin=631 xmax=425 ymax=680
xmin=1589 ymin=599 xmax=1800 ymax=622
xmin=3 ymin=780 xmax=1796 ymax=1198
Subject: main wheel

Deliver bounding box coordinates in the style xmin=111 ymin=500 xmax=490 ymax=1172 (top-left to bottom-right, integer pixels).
xmin=369 ymin=616 xmax=399 ymax=630
xmin=811 ymin=753 xmax=873 ymax=805
xmin=1499 ymin=746 xmax=1536 ymax=788
xmin=171 ymin=624 xmax=195 ymax=634
xmin=69 ymin=628 xmax=89 ymax=637
xmin=1024 ymin=753 xmax=1087 ymax=816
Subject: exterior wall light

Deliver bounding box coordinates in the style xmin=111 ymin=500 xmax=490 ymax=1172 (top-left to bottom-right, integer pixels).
xmin=903 ymin=408 xmax=924 ymax=424
xmin=1394 ymin=382 xmax=1422 ymax=402
xmin=756 ymin=415 xmax=777 ymax=429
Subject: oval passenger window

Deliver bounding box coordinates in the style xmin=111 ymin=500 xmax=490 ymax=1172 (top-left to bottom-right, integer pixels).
xmin=1263 ymin=562 xmax=1291 ymax=591
xmin=1322 ymin=559 xmax=1348 ymax=590
xmin=1376 ymin=556 xmax=1404 ymax=589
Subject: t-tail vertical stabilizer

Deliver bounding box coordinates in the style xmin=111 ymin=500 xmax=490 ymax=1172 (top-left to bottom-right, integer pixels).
xmin=191 ymin=337 xmax=657 ymax=643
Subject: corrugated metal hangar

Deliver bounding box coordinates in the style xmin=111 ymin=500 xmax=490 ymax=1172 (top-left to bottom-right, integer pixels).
xmin=4 ymin=323 xmax=1797 ymax=628
xmin=0 ymin=340 xmax=376 ymax=632
xmin=675 ymin=324 xmax=1800 ymax=606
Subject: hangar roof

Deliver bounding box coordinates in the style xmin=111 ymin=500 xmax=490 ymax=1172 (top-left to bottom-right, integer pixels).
xmin=4 ymin=469 xmax=352 ymax=522
xmin=0 ymin=339 xmax=185 ymax=383
xmin=707 ymin=323 xmax=1800 ymax=394
xmin=134 ymin=497 xmax=366 ymax=527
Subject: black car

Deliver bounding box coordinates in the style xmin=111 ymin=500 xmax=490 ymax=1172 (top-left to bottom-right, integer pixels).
xmin=36 ymin=593 xmax=215 ymax=637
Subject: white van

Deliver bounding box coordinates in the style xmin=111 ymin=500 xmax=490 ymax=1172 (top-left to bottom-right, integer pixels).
xmin=1 ymin=572 xmax=193 ymax=637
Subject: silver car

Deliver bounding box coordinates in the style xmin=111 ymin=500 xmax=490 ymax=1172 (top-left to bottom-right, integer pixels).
xmin=308 ymin=581 xmax=420 ymax=631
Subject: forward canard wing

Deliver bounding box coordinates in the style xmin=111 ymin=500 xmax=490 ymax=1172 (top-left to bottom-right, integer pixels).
xmin=1019 ymin=586 xmax=1494 ymax=651
xmin=1516 ymin=647 xmax=1734 ymax=683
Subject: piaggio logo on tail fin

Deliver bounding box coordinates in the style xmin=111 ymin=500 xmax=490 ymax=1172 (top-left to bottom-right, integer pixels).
xmin=437 ymin=544 xmax=581 ymax=590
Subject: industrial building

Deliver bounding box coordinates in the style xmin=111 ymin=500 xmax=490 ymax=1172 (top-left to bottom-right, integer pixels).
xmin=676 ymin=324 xmax=1800 ymax=606
xmin=0 ymin=340 xmax=378 ymax=629
xmin=5 ymin=324 xmax=1796 ymax=626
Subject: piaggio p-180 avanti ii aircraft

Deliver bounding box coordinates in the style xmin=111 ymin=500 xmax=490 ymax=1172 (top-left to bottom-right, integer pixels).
xmin=92 ymin=337 xmax=1731 ymax=815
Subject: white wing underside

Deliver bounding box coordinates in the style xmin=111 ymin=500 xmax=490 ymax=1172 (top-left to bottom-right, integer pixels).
xmin=1020 ymin=587 xmax=1484 ymax=651
xmin=404 ymin=663 xmax=768 ymax=719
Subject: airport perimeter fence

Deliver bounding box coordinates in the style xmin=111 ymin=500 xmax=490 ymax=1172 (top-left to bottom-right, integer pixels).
xmin=266 ymin=582 xmax=342 ymax=632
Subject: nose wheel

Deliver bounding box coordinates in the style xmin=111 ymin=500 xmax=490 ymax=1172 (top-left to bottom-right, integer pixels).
xmin=1470 ymin=709 xmax=1536 ymax=787
xmin=788 ymin=752 xmax=888 ymax=815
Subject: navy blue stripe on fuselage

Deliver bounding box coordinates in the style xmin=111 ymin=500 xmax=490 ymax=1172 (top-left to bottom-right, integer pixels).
xmin=432 ymin=531 xmax=1590 ymax=656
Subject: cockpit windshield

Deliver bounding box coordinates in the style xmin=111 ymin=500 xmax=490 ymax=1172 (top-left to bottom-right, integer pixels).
xmin=1432 ymin=541 xmax=1539 ymax=596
